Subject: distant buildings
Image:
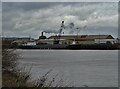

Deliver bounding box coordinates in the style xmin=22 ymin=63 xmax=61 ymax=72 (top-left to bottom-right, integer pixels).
xmin=37 ymin=35 xmax=116 ymax=45
xmin=1 ymin=20 xmax=119 ymax=48
xmin=11 ymin=38 xmax=35 ymax=46
xmin=2 ymin=37 xmax=34 ymax=48
xmin=2 ymin=34 xmax=119 ymax=48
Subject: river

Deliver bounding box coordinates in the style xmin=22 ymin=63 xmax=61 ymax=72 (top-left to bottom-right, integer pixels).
xmin=16 ymin=50 xmax=118 ymax=87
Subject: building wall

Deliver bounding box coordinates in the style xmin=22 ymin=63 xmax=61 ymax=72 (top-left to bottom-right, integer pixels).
xmin=37 ymin=38 xmax=115 ymax=45
xmin=78 ymin=40 xmax=94 ymax=44
xmin=95 ymin=39 xmax=115 ymax=44
xmin=37 ymin=39 xmax=55 ymax=45
xmin=60 ymin=39 xmax=95 ymax=45
xmin=22 ymin=42 xmax=36 ymax=46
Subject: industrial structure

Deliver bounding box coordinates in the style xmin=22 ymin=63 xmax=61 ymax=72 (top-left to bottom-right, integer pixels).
xmin=2 ymin=21 xmax=119 ymax=49
xmin=36 ymin=21 xmax=116 ymax=45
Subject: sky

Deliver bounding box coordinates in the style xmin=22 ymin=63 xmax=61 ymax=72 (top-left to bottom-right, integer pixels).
xmin=2 ymin=2 xmax=118 ymax=39
xmin=1 ymin=0 xmax=120 ymax=2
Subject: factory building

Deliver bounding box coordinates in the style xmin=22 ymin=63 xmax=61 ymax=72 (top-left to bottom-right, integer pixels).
xmin=48 ymin=35 xmax=115 ymax=44
xmin=36 ymin=34 xmax=115 ymax=45
xmin=11 ymin=21 xmax=115 ymax=46
xmin=5 ymin=20 xmax=116 ymax=46
xmin=7 ymin=33 xmax=115 ymax=46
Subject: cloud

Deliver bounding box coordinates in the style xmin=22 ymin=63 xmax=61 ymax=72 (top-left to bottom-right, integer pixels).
xmin=2 ymin=2 xmax=118 ymax=38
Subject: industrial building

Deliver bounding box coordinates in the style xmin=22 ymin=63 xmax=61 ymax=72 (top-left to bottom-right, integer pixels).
xmin=37 ymin=34 xmax=115 ymax=45
xmin=36 ymin=21 xmax=116 ymax=45
xmin=3 ymin=21 xmax=118 ymax=47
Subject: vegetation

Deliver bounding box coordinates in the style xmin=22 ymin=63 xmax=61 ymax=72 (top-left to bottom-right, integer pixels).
xmin=2 ymin=49 xmax=30 ymax=87
xmin=2 ymin=49 xmax=67 ymax=88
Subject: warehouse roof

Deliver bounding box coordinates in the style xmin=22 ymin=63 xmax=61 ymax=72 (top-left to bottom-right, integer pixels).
xmin=48 ymin=35 xmax=114 ymax=40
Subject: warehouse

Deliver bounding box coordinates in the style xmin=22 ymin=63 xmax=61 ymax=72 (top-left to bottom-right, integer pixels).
xmin=47 ymin=35 xmax=115 ymax=45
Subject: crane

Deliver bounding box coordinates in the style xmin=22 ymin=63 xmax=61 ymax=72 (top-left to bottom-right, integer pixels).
xmin=54 ymin=21 xmax=65 ymax=44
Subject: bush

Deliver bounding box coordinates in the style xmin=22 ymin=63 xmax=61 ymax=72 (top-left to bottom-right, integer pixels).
xmin=2 ymin=49 xmax=67 ymax=88
xmin=2 ymin=49 xmax=31 ymax=87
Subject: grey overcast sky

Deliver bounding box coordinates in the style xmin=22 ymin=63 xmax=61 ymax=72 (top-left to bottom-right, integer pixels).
xmin=2 ymin=2 xmax=118 ymax=38
xmin=1 ymin=0 xmax=120 ymax=2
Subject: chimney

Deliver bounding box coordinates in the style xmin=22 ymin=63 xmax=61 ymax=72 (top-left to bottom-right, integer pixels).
xmin=41 ymin=31 xmax=44 ymax=36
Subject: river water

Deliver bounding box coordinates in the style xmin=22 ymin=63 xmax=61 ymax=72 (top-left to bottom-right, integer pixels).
xmin=16 ymin=50 xmax=118 ymax=87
